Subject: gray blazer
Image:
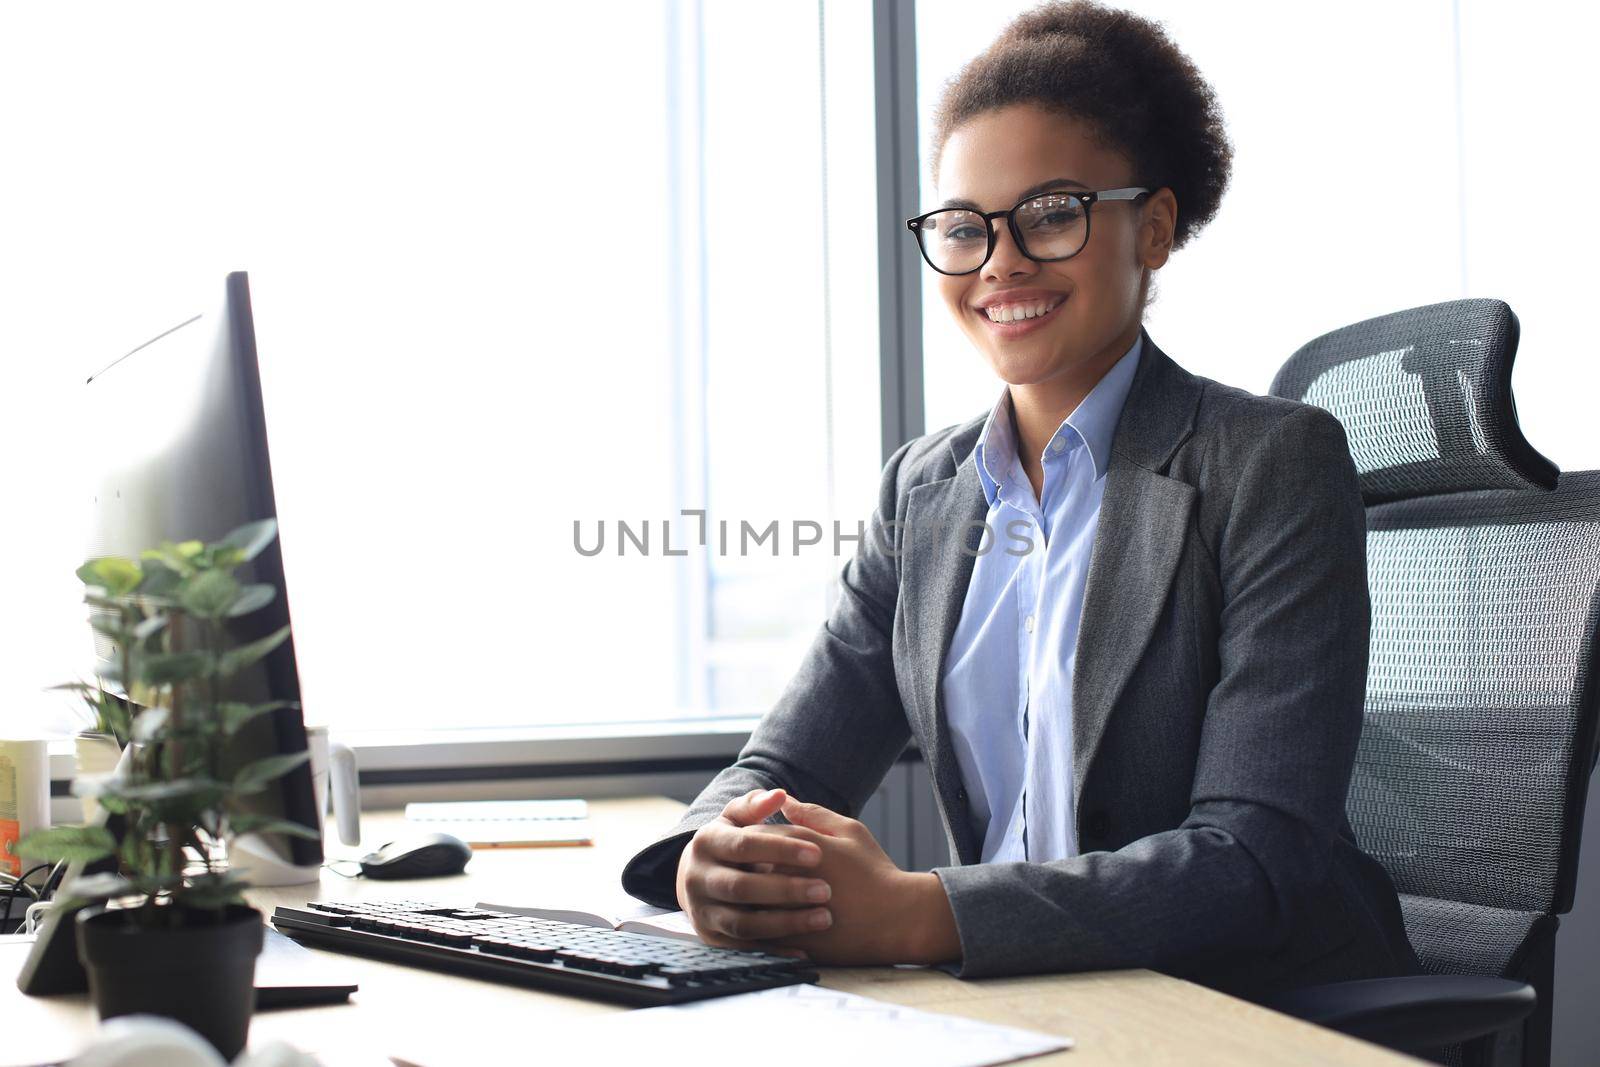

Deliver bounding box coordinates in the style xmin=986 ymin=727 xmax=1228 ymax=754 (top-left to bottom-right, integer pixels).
xmin=621 ymin=327 xmax=1420 ymax=1000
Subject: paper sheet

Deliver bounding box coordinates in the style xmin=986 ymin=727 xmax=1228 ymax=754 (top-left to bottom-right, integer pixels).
xmin=522 ymin=982 xmax=1071 ymax=1067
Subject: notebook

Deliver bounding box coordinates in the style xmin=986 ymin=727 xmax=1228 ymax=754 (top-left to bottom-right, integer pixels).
xmin=403 ymin=799 xmax=593 ymax=848
xmin=473 ymin=896 xmax=702 ymax=943
xmin=254 ymin=926 xmax=360 ymax=1008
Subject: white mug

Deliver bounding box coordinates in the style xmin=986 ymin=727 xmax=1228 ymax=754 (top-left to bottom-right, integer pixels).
xmin=67 ymin=1014 xmax=327 ymax=1066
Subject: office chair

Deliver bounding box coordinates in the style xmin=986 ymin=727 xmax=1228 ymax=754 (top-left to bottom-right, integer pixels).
xmin=1263 ymin=298 xmax=1600 ymax=1067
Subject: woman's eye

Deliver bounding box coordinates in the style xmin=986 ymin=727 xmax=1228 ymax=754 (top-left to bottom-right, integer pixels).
xmin=944 ymin=226 xmax=985 ymax=242
xmin=1028 ymin=209 xmax=1082 ymax=229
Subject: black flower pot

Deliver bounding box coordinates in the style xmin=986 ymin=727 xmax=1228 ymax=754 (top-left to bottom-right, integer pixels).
xmin=75 ymin=903 xmax=265 ymax=1060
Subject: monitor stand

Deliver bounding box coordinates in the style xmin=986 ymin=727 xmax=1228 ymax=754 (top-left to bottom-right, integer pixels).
xmin=227 ymin=833 xmax=322 ymax=887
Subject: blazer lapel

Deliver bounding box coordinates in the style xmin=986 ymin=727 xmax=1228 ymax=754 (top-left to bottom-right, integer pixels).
xmin=902 ymin=444 xmax=988 ymax=864
xmin=1070 ymin=331 xmax=1202 ymax=813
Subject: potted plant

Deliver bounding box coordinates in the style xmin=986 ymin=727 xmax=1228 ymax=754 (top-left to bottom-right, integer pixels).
xmin=19 ymin=518 xmax=316 ymax=1059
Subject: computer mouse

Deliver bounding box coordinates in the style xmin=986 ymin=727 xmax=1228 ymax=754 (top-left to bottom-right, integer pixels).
xmin=358 ymin=833 xmax=472 ymax=880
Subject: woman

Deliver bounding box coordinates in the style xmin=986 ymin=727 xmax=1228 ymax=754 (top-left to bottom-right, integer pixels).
xmin=621 ymin=0 xmax=1419 ymax=999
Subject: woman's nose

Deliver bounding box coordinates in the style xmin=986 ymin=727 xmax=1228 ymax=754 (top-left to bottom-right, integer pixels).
xmin=983 ymin=219 xmax=1037 ymax=279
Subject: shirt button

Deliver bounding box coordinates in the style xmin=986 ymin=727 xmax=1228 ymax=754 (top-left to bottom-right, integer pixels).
xmin=1051 ymin=438 xmax=1066 ymax=454
xmin=1024 ymin=614 xmax=1035 ymax=633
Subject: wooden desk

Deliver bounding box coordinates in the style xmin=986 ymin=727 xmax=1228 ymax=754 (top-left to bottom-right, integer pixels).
xmin=3 ymin=799 xmax=1421 ymax=1066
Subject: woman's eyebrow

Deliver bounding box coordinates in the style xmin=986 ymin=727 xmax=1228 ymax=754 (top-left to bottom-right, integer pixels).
xmin=939 ymin=177 xmax=1089 ymax=211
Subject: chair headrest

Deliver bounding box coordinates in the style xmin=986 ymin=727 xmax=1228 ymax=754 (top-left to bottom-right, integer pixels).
xmin=1270 ymin=298 xmax=1558 ymax=506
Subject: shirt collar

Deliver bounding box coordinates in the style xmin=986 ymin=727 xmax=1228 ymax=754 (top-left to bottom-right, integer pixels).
xmin=972 ymin=331 xmax=1144 ymax=506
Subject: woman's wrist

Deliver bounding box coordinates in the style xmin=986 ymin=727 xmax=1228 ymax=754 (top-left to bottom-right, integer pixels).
xmin=895 ymin=871 xmax=962 ymax=965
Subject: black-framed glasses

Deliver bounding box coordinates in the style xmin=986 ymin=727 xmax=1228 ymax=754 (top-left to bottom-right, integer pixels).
xmin=905 ymin=187 xmax=1151 ymax=275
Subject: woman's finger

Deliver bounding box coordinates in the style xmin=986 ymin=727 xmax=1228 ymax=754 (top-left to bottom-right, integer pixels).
xmin=779 ymin=797 xmax=858 ymax=837
xmin=700 ymin=822 xmax=823 ymax=868
xmin=721 ymin=787 xmax=788 ymax=826
xmin=701 ymin=867 xmax=831 ymax=907
xmin=698 ymin=902 xmax=833 ymax=942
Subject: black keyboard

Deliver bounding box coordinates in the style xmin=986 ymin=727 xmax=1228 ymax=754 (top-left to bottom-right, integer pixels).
xmin=271 ymin=900 xmax=818 ymax=1006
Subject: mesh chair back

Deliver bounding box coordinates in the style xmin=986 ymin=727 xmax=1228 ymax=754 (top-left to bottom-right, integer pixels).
xmin=1272 ymin=298 xmax=1600 ymax=919
xmin=1358 ymin=478 xmax=1600 ymax=912
xmin=1272 ymin=299 xmax=1556 ymax=506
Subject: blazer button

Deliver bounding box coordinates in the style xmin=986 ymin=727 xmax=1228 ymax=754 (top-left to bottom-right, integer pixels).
xmin=1084 ymin=810 xmax=1110 ymax=839
xmin=955 ymin=787 xmax=969 ymax=806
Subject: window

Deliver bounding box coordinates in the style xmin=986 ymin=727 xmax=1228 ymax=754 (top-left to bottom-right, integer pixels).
xmin=2 ymin=1 xmax=881 ymax=737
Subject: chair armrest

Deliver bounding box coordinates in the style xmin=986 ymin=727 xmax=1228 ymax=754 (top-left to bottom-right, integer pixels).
xmin=1260 ymin=975 xmax=1535 ymax=1053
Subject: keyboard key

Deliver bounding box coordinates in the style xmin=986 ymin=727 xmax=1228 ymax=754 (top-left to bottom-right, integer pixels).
xmin=510 ymin=943 xmax=559 ymax=961
xmin=656 ymin=966 xmax=703 ymax=985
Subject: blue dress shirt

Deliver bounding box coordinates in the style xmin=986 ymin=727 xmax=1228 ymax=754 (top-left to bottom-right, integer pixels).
xmin=940 ymin=333 xmax=1143 ymax=864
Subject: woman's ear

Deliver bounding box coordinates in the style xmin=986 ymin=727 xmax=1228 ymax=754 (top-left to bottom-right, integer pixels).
xmin=1140 ymin=187 xmax=1179 ymax=268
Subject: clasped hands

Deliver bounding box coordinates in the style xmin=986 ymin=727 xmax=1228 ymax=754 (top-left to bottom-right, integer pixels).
xmin=673 ymin=787 xmax=960 ymax=966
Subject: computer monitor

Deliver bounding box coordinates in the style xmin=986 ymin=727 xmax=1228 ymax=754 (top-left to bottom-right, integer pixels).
xmin=81 ymin=270 xmax=323 ymax=879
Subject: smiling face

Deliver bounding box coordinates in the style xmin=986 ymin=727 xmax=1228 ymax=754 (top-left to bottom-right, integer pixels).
xmin=932 ymin=104 xmax=1176 ymax=396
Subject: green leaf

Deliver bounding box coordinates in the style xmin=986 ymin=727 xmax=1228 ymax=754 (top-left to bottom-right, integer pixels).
xmin=78 ymin=557 xmax=142 ymax=597
xmin=93 ymin=792 xmax=129 ymax=815
xmin=217 ymin=699 xmax=296 ymax=735
xmin=115 ymin=779 xmax=227 ymax=804
xmin=137 ymin=560 xmax=182 ymax=597
xmin=233 ymin=750 xmax=310 ymax=792
xmin=226 ymin=583 xmax=277 ymax=618
xmin=16 ymin=825 xmax=116 ymax=864
xmin=122 ymin=783 xmax=228 ymax=825
xmin=230 ymin=813 xmax=322 ymax=841
xmin=57 ymin=872 xmax=135 ymax=907
xmin=208 ymin=547 xmax=245 ymax=571
xmin=141 ymin=542 xmax=201 ymax=578
xmin=141 ymin=650 xmax=213 ymax=685
xmin=216 ymin=518 xmax=278 ymax=564
xmin=178 ymin=569 xmax=240 ymax=619
xmin=218 ymin=625 xmax=291 ymax=676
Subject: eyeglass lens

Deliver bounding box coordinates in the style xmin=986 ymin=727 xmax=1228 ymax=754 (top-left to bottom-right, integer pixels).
xmin=914 ymin=193 xmax=1087 ymax=274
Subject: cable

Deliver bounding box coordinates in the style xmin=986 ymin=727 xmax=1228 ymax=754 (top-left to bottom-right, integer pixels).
xmin=1 ymin=864 xmax=49 ymax=900
xmin=39 ymin=858 xmax=69 ymax=901
xmin=2 ymin=864 xmax=52 ymax=931
xmin=316 ymin=857 xmax=361 ymax=883
xmin=24 ymin=899 xmax=54 ymax=934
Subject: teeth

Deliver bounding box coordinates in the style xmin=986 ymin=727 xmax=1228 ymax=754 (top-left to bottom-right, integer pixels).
xmin=985 ymin=298 xmax=1064 ymax=323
